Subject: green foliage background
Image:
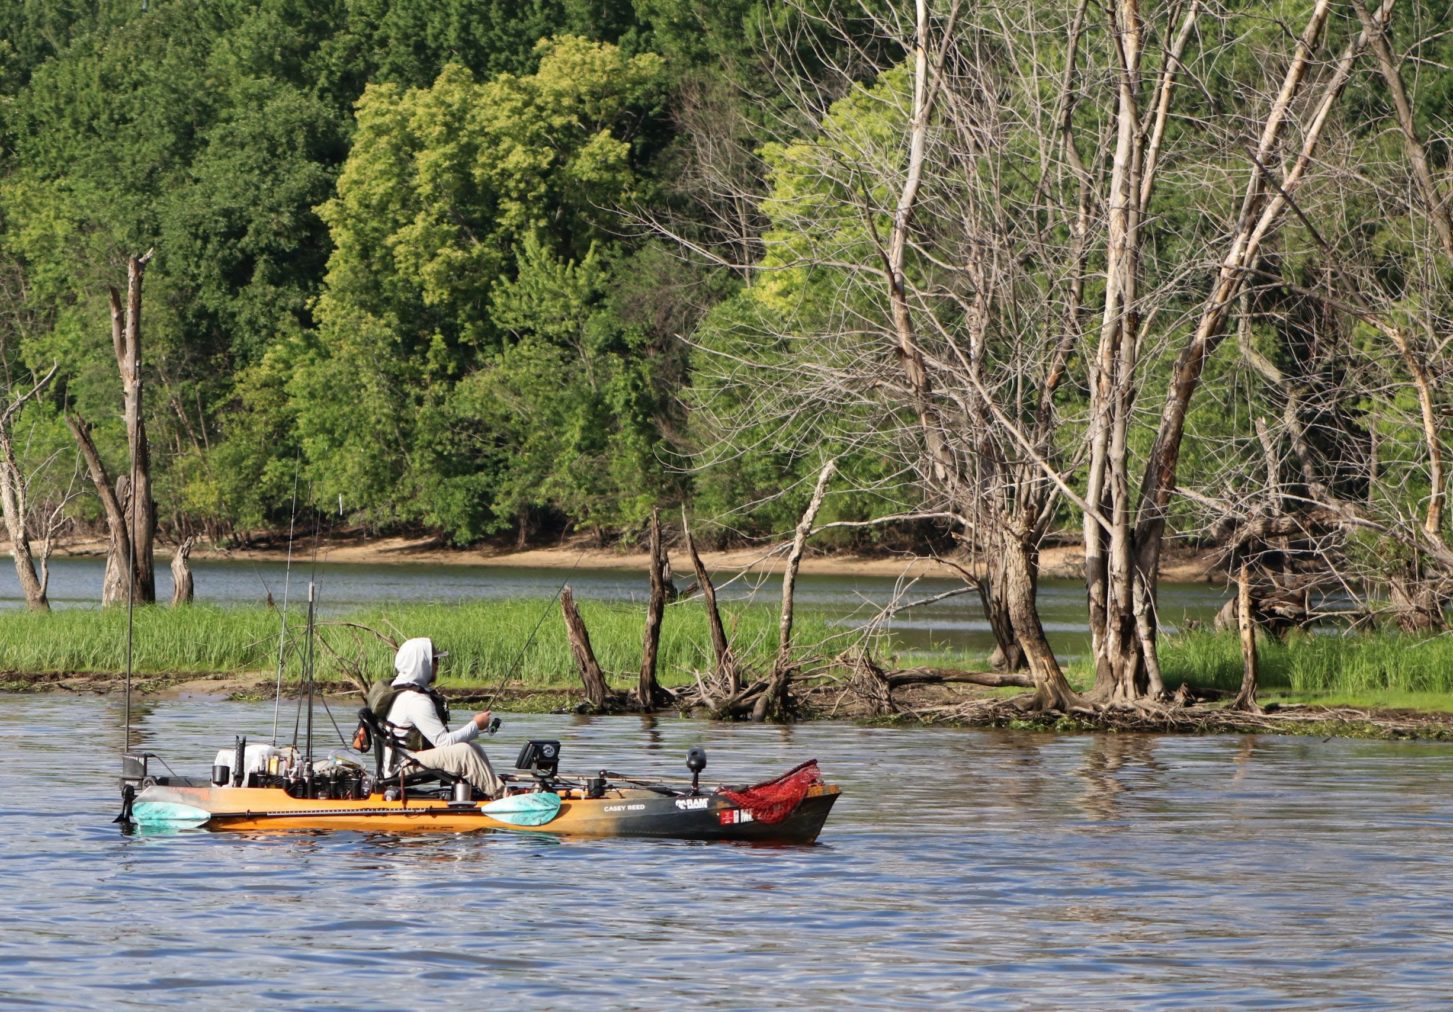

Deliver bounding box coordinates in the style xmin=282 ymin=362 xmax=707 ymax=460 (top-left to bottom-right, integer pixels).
xmin=0 ymin=0 xmax=723 ymax=546
xmin=0 ymin=0 xmax=1449 ymax=570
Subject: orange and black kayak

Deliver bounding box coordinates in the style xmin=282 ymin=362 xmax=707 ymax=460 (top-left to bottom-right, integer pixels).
xmin=120 ymin=746 xmax=840 ymax=843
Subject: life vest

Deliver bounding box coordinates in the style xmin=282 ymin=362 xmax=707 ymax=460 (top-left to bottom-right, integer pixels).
xmin=362 ymin=680 xmax=450 ymax=752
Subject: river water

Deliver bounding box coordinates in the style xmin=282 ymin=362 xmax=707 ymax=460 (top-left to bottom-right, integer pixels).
xmin=12 ymin=557 xmax=1228 ymax=658
xmin=5 ymin=693 xmax=1452 ymax=1008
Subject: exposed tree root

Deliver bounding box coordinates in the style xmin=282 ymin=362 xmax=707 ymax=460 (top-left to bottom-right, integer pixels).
xmin=908 ymin=695 xmax=1453 ymax=740
xmin=25 ymin=667 xmax=1450 ymax=742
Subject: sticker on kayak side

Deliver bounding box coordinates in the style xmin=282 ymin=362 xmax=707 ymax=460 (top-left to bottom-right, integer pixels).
xmin=674 ymin=797 xmax=709 ymax=811
xmin=719 ymin=809 xmax=754 ymax=825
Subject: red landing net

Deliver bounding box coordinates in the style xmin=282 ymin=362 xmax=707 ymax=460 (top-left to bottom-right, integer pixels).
xmin=718 ymin=759 xmax=823 ymax=825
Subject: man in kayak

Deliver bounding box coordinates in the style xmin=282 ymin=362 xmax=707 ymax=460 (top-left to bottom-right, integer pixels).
xmin=375 ymin=637 xmax=503 ymax=799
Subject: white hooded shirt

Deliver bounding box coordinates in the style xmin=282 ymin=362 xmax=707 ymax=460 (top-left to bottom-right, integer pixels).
xmin=383 ymin=637 xmax=480 ymax=752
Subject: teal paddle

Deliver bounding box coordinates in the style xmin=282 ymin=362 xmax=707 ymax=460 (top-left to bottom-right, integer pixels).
xmin=481 ymin=792 xmax=562 ymax=827
xmin=130 ymin=800 xmax=211 ymax=827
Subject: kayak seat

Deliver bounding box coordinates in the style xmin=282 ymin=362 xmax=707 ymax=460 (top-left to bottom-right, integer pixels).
xmin=355 ymin=707 xmax=391 ymax=779
xmin=353 ymin=706 xmax=466 ymax=793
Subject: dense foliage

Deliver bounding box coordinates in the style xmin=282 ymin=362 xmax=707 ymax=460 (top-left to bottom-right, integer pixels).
xmin=0 ymin=0 xmax=1449 ymax=618
xmin=0 ymin=0 xmax=758 ymax=548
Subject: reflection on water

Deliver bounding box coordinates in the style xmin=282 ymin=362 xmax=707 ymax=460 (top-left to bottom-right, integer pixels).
xmin=1075 ymin=733 xmax=1165 ymax=823
xmin=5 ymin=694 xmax=1453 ymax=1007
xmin=9 ymin=557 xmax=1228 ymax=657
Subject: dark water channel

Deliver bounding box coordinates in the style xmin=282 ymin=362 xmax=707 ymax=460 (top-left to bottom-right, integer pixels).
xmin=5 ymin=694 xmax=1453 ymax=1008
xmin=10 ymin=557 xmax=1228 ymax=658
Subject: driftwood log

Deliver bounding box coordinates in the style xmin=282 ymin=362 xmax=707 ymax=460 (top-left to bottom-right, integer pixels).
xmin=845 ymin=651 xmax=1035 ymax=716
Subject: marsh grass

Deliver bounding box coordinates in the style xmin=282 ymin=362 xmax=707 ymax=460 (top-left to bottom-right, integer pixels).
xmin=1160 ymin=629 xmax=1453 ymax=696
xmin=0 ymin=599 xmax=833 ymax=689
xmin=6 ymin=603 xmax=1450 ymax=710
xmin=839 ymin=631 xmax=1453 ymax=707
xmin=0 ymin=606 xmax=283 ymax=675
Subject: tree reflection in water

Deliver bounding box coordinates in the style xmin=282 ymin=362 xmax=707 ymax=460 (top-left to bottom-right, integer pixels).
xmin=1076 ymin=734 xmax=1164 ymax=823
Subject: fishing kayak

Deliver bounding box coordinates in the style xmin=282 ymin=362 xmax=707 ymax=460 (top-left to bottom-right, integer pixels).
xmin=119 ymin=740 xmax=839 ymax=843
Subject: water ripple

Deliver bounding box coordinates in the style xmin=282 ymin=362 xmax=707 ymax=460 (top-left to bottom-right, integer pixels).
xmin=4 ymin=695 xmax=1453 ymax=1008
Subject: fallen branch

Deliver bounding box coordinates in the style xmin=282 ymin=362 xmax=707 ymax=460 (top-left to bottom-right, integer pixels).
xmin=886 ymin=667 xmax=1034 ymax=689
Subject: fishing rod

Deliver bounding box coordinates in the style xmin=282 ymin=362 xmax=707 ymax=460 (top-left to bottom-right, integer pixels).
xmin=290 ymin=492 xmax=328 ymax=754
xmin=478 ymin=550 xmax=587 ymax=712
xmin=269 ymin=463 xmax=302 ymax=745
xmin=303 ymin=582 xmax=317 ymax=775
xmin=122 ymin=380 xmax=142 ymax=755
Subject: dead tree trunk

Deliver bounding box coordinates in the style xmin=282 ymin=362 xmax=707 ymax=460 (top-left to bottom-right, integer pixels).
xmin=561 ymin=585 xmax=610 ymax=709
xmin=682 ymin=506 xmax=738 ymax=694
xmin=979 ymin=570 xmax=1023 ymax=672
xmin=1231 ymin=562 xmax=1261 ymax=712
xmin=111 ymin=251 xmax=156 ymax=603
xmin=999 ymin=528 xmax=1081 ymax=711
xmin=170 ymin=536 xmax=195 ymax=607
xmin=637 ymin=508 xmax=672 ymax=711
xmin=1088 ymin=0 xmax=1388 ymax=703
xmin=753 ymin=459 xmax=835 ymax=722
xmin=66 ymin=415 xmax=135 ymax=607
xmin=0 ymin=364 xmax=60 ymax=610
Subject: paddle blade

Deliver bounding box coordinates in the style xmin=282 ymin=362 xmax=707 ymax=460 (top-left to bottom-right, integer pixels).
xmin=482 ymin=791 xmax=562 ymax=827
xmin=130 ymin=801 xmax=212 ymax=827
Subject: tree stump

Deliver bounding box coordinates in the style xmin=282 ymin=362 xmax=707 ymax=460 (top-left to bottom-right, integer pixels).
xmin=170 ymin=537 xmax=195 ymax=607
xmin=561 ymin=585 xmax=610 ymax=709
xmin=637 ymin=508 xmax=671 ymax=711
xmin=1230 ymin=563 xmax=1261 ymax=713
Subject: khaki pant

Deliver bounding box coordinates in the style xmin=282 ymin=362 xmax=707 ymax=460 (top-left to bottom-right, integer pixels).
xmin=409 ymin=742 xmax=503 ymax=799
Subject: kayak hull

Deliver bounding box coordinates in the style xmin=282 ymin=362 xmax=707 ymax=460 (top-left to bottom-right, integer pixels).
xmin=128 ymin=780 xmax=840 ymax=843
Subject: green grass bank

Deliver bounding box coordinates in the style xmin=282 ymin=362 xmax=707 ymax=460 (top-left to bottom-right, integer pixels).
xmin=2 ymin=602 xmax=1451 ymax=714
xmin=885 ymin=629 xmax=1453 ymax=713
xmin=1152 ymin=629 xmax=1453 ymax=711
xmin=0 ymin=600 xmax=834 ymax=690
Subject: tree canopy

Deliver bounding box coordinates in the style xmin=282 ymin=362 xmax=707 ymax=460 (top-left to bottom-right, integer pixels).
xmin=0 ymin=0 xmax=1448 ymax=661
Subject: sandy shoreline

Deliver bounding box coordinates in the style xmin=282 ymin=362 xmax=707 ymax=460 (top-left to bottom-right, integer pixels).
xmin=38 ymin=532 xmax=1222 ymax=584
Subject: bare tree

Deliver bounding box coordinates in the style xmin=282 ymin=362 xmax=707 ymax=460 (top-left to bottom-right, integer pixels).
xmin=1081 ymin=0 xmax=1397 ymax=704
xmin=664 ymin=0 xmax=1096 ymax=709
xmin=69 ymin=251 xmax=158 ymax=606
xmin=661 ymin=0 xmax=1438 ymax=717
xmin=1185 ymin=3 xmax=1452 ymax=638
xmin=0 ymin=363 xmax=60 ymax=609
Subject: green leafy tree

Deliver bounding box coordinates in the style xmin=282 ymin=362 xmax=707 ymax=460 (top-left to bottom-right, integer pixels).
xmin=296 ymin=37 xmax=670 ymax=540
